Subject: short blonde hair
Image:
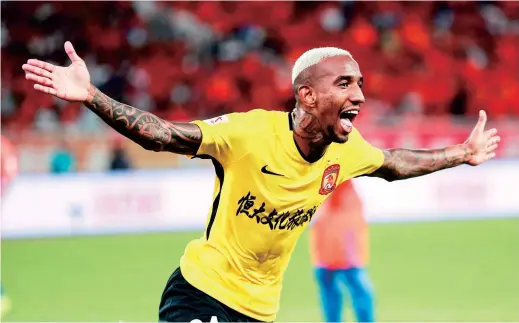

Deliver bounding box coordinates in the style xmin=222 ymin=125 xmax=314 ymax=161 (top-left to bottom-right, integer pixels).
xmin=291 ymin=47 xmax=353 ymax=85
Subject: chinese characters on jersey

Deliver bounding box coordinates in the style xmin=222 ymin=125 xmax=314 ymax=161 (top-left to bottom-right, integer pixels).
xmin=236 ymin=191 xmax=318 ymax=231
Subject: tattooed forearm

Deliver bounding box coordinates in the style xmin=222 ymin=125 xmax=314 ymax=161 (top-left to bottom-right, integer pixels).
xmin=83 ymin=84 xmax=202 ymax=155
xmin=370 ymin=145 xmax=473 ymax=181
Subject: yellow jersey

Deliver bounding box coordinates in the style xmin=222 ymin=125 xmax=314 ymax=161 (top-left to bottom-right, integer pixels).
xmin=180 ymin=109 xmax=384 ymax=321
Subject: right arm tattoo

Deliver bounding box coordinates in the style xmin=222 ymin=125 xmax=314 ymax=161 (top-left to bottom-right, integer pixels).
xmin=83 ymin=84 xmax=202 ymax=155
xmin=366 ymin=145 xmax=472 ymax=182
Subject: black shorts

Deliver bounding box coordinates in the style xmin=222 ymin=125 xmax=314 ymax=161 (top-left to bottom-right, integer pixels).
xmin=158 ymin=267 xmax=264 ymax=322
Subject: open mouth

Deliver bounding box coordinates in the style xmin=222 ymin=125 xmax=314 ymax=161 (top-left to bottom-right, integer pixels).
xmin=340 ymin=109 xmax=359 ymax=123
xmin=338 ymin=108 xmax=359 ymax=134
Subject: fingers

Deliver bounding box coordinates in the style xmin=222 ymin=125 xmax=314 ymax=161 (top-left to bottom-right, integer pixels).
xmin=485 ymin=135 xmax=500 ymax=158
xmin=480 ymin=151 xmax=496 ymax=163
xmin=475 ymin=110 xmax=487 ymax=131
xmin=25 ymin=72 xmax=53 ymax=87
xmin=34 ymin=84 xmax=57 ymax=96
xmin=26 ymin=59 xmax=55 ymax=72
xmin=485 ymin=128 xmax=498 ymax=138
xmin=64 ymin=41 xmax=82 ymax=63
xmin=488 ymin=135 xmax=501 ymax=146
xmin=22 ymin=63 xmax=53 ymax=79
xmin=487 ymin=143 xmax=498 ymax=152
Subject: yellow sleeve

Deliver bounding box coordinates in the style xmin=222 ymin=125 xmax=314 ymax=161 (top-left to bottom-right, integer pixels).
xmin=189 ymin=112 xmax=253 ymax=165
xmin=349 ymin=128 xmax=385 ymax=176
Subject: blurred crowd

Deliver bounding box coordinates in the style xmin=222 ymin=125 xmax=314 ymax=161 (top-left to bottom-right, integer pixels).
xmin=2 ymin=1 xmax=519 ymax=135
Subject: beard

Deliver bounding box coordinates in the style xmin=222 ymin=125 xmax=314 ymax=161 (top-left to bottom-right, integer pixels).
xmin=327 ymin=124 xmax=350 ymax=144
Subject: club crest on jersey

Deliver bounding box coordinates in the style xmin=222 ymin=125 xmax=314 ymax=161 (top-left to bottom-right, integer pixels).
xmin=319 ymin=164 xmax=340 ymax=195
xmin=203 ymin=115 xmax=229 ymax=125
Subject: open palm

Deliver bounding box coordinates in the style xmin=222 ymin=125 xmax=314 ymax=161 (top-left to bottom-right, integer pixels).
xmin=22 ymin=41 xmax=90 ymax=102
xmin=464 ymin=110 xmax=501 ymax=166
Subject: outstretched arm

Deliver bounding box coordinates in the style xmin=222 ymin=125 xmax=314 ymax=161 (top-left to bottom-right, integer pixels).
xmin=22 ymin=41 xmax=202 ymax=155
xmin=368 ymin=145 xmax=471 ymax=181
xmin=84 ymin=85 xmax=201 ymax=154
xmin=366 ymin=110 xmax=500 ymax=182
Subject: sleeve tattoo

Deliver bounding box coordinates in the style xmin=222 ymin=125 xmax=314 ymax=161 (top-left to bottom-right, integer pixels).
xmin=83 ymin=84 xmax=202 ymax=155
xmin=368 ymin=145 xmax=472 ymax=182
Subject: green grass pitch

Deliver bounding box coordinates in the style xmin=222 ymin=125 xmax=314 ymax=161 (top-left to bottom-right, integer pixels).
xmin=2 ymin=218 xmax=519 ymax=322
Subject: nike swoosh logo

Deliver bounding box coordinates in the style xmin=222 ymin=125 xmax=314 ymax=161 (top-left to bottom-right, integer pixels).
xmin=261 ymin=165 xmax=284 ymax=177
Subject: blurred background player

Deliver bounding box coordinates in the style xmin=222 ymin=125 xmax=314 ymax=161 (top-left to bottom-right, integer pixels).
xmin=49 ymin=139 xmax=76 ymax=174
xmin=310 ymin=180 xmax=374 ymax=322
xmin=1 ymin=135 xmax=19 ymax=319
xmin=1 ymin=136 xmax=18 ymax=195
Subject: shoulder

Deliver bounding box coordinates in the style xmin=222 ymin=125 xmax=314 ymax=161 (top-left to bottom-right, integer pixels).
xmin=331 ymin=127 xmax=384 ymax=174
xmin=234 ymin=109 xmax=282 ymax=126
xmin=347 ymin=127 xmax=364 ymax=142
xmin=199 ymin=109 xmax=282 ymax=134
xmin=329 ymin=128 xmax=365 ymax=153
xmin=202 ymin=109 xmax=272 ymax=124
xmin=343 ymin=127 xmax=376 ymax=150
xmin=191 ymin=109 xmax=287 ymax=164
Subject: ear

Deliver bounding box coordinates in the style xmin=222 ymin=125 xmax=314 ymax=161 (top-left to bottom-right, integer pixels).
xmin=297 ymin=85 xmax=317 ymax=108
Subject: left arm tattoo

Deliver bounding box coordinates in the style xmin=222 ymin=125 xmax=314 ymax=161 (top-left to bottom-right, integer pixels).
xmin=367 ymin=145 xmax=473 ymax=182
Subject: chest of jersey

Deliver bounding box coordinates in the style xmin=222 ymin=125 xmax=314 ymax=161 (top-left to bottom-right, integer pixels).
xmin=221 ymin=145 xmax=344 ymax=238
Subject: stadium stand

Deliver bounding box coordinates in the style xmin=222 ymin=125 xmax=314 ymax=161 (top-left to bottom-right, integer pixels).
xmin=2 ymin=1 xmax=518 ymax=172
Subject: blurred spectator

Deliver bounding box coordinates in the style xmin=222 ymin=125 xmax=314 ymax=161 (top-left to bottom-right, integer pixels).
xmin=1 ymin=136 xmax=19 ymax=194
xmin=2 ymin=1 xmax=518 ymax=132
xmin=449 ymin=78 xmax=469 ymax=116
xmin=398 ymin=92 xmax=425 ymax=117
xmin=109 ymin=141 xmax=133 ymax=171
xmin=50 ymin=140 xmax=76 ymax=174
xmin=1 ymin=1 xmax=518 ymax=174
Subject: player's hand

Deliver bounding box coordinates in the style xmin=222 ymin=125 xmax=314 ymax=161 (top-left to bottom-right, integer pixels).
xmin=22 ymin=41 xmax=90 ymax=102
xmin=464 ymin=110 xmax=500 ymax=166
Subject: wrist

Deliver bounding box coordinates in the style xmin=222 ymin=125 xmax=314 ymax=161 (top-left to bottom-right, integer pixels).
xmin=84 ymin=83 xmax=96 ymax=104
xmin=460 ymin=143 xmax=475 ymax=164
